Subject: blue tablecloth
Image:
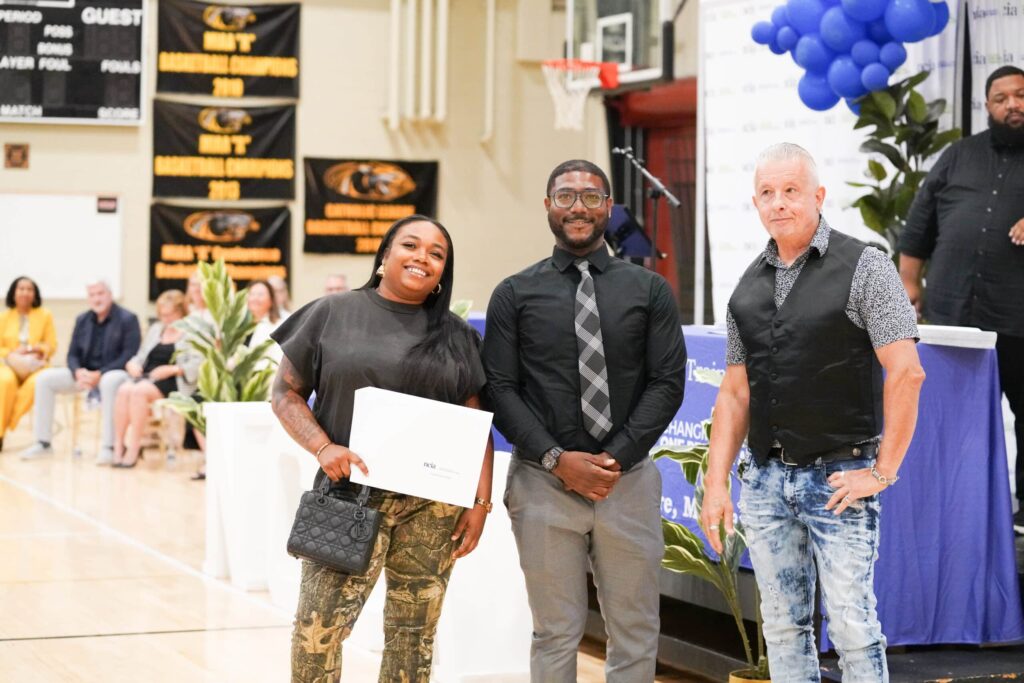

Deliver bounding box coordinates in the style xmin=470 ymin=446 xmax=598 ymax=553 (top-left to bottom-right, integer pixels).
xmin=468 ymin=314 xmax=1024 ymax=647
xmin=668 ymin=326 xmax=1024 ymax=649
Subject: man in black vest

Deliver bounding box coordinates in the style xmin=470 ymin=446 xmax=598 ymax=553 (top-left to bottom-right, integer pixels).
xmin=701 ymin=143 xmax=924 ymax=681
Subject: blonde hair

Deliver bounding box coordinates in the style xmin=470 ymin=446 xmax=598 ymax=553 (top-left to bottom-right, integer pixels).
xmin=156 ymin=289 xmax=188 ymax=318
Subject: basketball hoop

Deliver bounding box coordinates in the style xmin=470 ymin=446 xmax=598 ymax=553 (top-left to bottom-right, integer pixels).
xmin=541 ymin=59 xmax=619 ymax=131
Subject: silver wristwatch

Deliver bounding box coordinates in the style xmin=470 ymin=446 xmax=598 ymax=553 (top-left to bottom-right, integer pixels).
xmin=541 ymin=446 xmax=565 ymax=472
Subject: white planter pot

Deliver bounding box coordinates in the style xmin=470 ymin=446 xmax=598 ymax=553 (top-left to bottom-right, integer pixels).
xmin=203 ymin=402 xmax=282 ymax=591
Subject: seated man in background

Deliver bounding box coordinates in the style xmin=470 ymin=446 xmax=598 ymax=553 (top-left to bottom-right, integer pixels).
xmin=22 ymin=280 xmax=141 ymax=463
xmin=323 ymin=273 xmax=349 ymax=296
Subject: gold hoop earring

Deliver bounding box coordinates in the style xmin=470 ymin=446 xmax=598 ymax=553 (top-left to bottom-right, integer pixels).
xmin=376 ymin=263 xmax=385 ymax=277
xmin=432 ymin=282 xmax=442 ymax=295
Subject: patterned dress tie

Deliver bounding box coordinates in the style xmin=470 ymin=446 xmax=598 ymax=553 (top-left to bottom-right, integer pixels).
xmin=574 ymin=259 xmax=613 ymax=441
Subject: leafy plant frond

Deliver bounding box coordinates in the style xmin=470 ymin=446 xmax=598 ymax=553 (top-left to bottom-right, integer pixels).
xmin=655 ymin=414 xmax=764 ymax=674
xmin=450 ymin=299 xmax=473 ymax=320
xmin=850 ymin=71 xmax=961 ymax=257
xmin=159 ymin=392 xmax=206 ymax=434
xmin=162 ymin=259 xmax=277 ymax=435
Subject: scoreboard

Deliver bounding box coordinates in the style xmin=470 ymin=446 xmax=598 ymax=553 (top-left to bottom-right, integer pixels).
xmin=0 ymin=0 xmax=144 ymax=125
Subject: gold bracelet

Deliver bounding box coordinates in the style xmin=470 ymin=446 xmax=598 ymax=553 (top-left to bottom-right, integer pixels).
xmin=314 ymin=441 xmax=332 ymax=459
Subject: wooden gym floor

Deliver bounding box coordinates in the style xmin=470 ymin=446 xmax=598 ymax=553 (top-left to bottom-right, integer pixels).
xmin=0 ymin=403 xmax=701 ymax=682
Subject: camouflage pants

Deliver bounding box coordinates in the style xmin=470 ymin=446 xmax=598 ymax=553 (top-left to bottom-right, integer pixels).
xmin=291 ymin=492 xmax=463 ymax=683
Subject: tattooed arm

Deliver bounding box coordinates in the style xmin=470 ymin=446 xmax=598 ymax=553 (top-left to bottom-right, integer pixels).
xmin=271 ymin=355 xmax=367 ymax=481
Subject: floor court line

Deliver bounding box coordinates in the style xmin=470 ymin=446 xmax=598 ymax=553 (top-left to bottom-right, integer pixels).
xmin=0 ymin=473 xmax=290 ymax=621
xmin=2 ymin=573 xmax=186 ymax=586
xmin=0 ymin=624 xmax=289 ymax=643
xmin=0 ymin=530 xmax=104 ymax=539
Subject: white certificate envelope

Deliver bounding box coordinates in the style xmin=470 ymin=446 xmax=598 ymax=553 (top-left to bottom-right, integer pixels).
xmin=348 ymin=387 xmax=493 ymax=507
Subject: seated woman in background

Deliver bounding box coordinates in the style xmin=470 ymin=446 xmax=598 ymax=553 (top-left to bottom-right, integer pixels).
xmin=111 ymin=290 xmax=200 ymax=468
xmin=0 ymin=277 xmax=57 ymax=451
xmin=184 ymin=270 xmax=211 ymax=480
xmin=186 ymin=271 xmax=212 ymax=323
xmin=245 ymin=279 xmax=283 ymax=367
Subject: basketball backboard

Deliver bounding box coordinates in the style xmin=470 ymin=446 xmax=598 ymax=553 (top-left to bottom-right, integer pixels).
xmin=567 ymin=0 xmax=674 ymax=90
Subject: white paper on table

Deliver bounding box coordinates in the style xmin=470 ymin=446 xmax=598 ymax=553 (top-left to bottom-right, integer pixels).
xmin=348 ymin=387 xmax=493 ymax=507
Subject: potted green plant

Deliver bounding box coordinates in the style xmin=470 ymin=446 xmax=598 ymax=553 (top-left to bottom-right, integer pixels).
xmin=160 ymin=259 xmax=282 ymax=585
xmin=655 ymin=417 xmax=770 ymax=682
xmin=161 ymin=258 xmax=278 ymax=434
xmin=849 ymin=71 xmax=961 ymax=255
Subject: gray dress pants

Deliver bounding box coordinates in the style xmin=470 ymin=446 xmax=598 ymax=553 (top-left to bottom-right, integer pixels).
xmin=507 ymin=456 xmax=663 ymax=683
xmin=33 ymin=368 xmax=128 ymax=449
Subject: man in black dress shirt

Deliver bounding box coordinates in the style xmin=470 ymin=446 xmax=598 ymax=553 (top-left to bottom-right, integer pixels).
xmin=22 ymin=280 xmax=140 ymax=463
xmin=483 ymin=159 xmax=686 ymax=682
xmin=898 ymin=65 xmax=1024 ymax=530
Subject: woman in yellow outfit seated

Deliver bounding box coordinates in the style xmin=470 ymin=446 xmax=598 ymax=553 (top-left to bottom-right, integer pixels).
xmin=0 ymin=277 xmax=57 ymax=452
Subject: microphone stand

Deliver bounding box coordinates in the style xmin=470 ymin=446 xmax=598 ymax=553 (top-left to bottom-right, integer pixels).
xmin=612 ymin=146 xmax=681 ymax=269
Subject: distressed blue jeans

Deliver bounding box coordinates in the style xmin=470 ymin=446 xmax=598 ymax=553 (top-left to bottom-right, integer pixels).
xmin=739 ymin=456 xmax=888 ymax=682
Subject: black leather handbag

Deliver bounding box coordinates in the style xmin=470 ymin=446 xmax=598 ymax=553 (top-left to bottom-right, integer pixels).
xmin=286 ymin=479 xmax=381 ymax=575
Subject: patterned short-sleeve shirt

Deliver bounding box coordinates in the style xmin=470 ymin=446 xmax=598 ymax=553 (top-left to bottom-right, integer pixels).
xmin=725 ymin=217 xmax=919 ymax=366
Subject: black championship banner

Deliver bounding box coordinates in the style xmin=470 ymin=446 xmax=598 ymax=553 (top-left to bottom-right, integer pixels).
xmin=153 ymin=100 xmax=295 ymax=200
xmin=150 ymin=203 xmax=290 ymax=300
xmin=304 ymin=158 xmax=439 ymax=254
xmin=0 ymin=0 xmax=144 ymax=124
xmin=157 ymin=0 xmax=299 ymax=98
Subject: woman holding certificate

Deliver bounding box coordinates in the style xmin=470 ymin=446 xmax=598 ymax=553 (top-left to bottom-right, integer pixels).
xmin=270 ymin=215 xmax=494 ymax=683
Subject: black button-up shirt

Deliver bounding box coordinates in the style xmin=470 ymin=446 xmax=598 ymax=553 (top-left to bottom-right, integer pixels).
xmin=900 ymin=130 xmax=1024 ymax=336
xmin=482 ymin=244 xmax=687 ymax=471
xmin=84 ymin=314 xmax=110 ymax=370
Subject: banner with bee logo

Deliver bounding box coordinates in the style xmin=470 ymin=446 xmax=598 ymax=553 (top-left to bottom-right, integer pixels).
xmin=150 ymin=203 xmax=290 ymax=300
xmin=157 ymin=0 xmax=299 ymax=98
xmin=303 ymin=158 xmax=439 ymax=254
xmin=153 ymin=99 xmax=295 ymax=200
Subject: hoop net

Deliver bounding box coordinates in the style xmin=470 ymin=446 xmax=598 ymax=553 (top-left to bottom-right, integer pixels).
xmin=542 ymin=59 xmax=617 ymax=131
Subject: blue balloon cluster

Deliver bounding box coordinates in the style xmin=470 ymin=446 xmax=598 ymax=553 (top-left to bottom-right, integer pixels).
xmin=751 ymin=0 xmax=948 ymax=111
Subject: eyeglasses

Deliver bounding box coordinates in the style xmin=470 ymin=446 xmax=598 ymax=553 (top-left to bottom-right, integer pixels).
xmin=549 ymin=189 xmax=608 ymax=209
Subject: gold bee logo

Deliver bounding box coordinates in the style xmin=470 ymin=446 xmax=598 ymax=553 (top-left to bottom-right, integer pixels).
xmin=202 ymin=5 xmax=256 ymax=31
xmin=197 ymin=107 xmax=252 ymax=134
xmin=183 ymin=211 xmax=260 ymax=243
xmin=323 ymin=162 xmax=417 ymax=201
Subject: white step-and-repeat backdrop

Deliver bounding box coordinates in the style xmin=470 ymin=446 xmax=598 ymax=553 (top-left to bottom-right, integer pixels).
xmin=699 ymin=0 xmax=960 ymax=322
xmin=968 ymin=0 xmax=1024 ymax=132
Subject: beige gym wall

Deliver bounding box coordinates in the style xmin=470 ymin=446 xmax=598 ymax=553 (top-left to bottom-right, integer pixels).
xmin=0 ymin=0 xmax=697 ymax=349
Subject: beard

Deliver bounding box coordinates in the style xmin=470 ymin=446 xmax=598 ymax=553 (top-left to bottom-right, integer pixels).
xmin=548 ymin=213 xmax=608 ymax=252
xmin=989 ymin=114 xmax=1024 ymax=148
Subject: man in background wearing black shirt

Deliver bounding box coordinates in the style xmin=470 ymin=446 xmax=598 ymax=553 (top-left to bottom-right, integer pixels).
xmin=899 ymin=66 xmax=1024 ymax=531
xmin=21 ymin=280 xmax=140 ymax=464
xmin=483 ymin=159 xmax=686 ymax=682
